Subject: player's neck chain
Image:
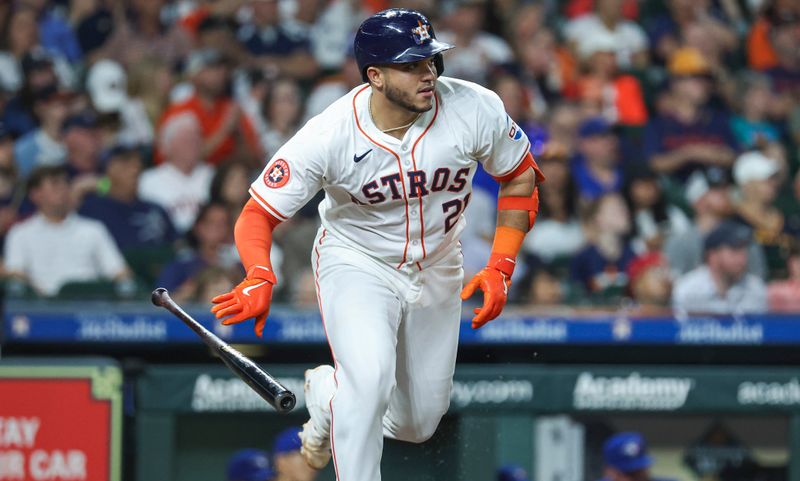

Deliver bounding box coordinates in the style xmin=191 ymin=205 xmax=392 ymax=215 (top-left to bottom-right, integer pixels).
xmin=369 ymin=94 xmax=421 ymax=134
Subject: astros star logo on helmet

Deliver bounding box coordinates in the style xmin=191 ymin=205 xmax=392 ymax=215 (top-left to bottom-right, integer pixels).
xmin=412 ymin=20 xmax=431 ymax=44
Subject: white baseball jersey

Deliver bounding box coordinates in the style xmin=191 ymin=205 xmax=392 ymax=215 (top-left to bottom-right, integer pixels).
xmin=250 ymin=76 xmax=531 ymax=268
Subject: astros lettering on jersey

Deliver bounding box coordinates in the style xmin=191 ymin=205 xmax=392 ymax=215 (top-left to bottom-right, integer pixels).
xmin=250 ymin=76 xmax=531 ymax=269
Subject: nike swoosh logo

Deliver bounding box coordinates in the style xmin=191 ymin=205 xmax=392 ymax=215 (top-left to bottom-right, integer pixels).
xmin=353 ymin=149 xmax=372 ymax=163
xmin=243 ymin=281 xmax=269 ymax=296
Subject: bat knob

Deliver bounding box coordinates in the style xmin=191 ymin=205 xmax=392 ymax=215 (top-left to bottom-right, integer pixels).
xmin=276 ymin=391 xmax=297 ymax=414
xmin=151 ymin=287 xmax=169 ymax=307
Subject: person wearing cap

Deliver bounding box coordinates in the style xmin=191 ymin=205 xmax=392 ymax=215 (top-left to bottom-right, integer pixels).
xmin=571 ymin=117 xmax=623 ymax=201
xmin=643 ymin=47 xmax=737 ymax=182
xmin=156 ymin=48 xmax=262 ymax=166
xmin=626 ymin=252 xmax=672 ymax=313
xmin=236 ymin=0 xmax=319 ymax=81
xmin=271 ymin=427 xmax=318 ymax=481
xmin=78 ymin=144 xmax=177 ymax=251
xmin=13 ymin=83 xmax=71 ymax=178
xmin=732 ymin=150 xmax=796 ymax=276
xmin=86 ymin=59 xmax=154 ymax=147
xmin=497 ymin=463 xmax=532 ymax=481
xmin=663 ymin=169 xmax=766 ymax=280
xmin=672 ymin=220 xmax=767 ymax=314
xmin=227 ymin=448 xmax=275 ymax=481
xmin=575 ymin=29 xmax=648 ymax=127
xmin=3 ymin=164 xmax=133 ymax=297
xmin=598 ymin=432 xmax=676 ymax=481
xmin=563 ymin=0 xmax=649 ymax=70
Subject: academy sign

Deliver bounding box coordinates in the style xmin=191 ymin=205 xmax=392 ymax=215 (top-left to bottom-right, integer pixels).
xmin=573 ymin=371 xmax=694 ymax=411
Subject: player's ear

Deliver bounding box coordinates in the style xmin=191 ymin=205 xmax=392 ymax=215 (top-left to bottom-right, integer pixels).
xmin=366 ymin=66 xmax=384 ymax=88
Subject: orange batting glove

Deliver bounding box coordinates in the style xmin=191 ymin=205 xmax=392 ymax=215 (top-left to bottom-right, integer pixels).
xmin=460 ymin=255 xmax=514 ymax=329
xmin=211 ymin=265 xmax=277 ymax=337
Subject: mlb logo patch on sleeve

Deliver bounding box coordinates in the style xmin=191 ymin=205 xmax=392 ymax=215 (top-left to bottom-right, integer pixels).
xmin=264 ymin=159 xmax=291 ymax=188
xmin=508 ymin=120 xmax=522 ymax=141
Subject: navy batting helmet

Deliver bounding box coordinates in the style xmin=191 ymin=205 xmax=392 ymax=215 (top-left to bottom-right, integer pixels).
xmin=354 ymin=8 xmax=454 ymax=82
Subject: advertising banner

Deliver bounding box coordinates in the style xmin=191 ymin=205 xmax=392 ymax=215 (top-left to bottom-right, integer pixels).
xmin=0 ymin=361 xmax=122 ymax=481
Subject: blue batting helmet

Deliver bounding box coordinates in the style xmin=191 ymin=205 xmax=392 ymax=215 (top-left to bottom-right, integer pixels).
xmin=354 ymin=8 xmax=454 ymax=82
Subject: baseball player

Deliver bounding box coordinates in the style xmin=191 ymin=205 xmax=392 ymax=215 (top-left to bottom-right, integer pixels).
xmin=211 ymin=8 xmax=542 ymax=481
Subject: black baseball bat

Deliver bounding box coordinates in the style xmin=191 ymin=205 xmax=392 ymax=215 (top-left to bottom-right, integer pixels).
xmin=151 ymin=287 xmax=296 ymax=414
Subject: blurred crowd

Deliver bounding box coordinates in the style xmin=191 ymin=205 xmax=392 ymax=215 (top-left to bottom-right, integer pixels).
xmin=0 ymin=0 xmax=799 ymax=316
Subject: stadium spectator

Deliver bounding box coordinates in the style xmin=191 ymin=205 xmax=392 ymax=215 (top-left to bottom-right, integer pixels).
xmin=100 ymin=0 xmax=192 ymax=67
xmin=768 ymin=242 xmax=800 ymax=312
xmin=139 ymin=112 xmax=214 ymax=233
xmin=190 ymin=265 xmax=239 ymax=305
xmin=623 ymin=165 xmax=690 ymax=254
xmin=156 ymin=201 xmax=239 ymax=302
xmin=564 ymin=0 xmax=649 ymax=69
xmin=126 ymin=56 xmax=175 ymax=134
xmin=627 ymin=252 xmax=672 ymax=313
xmin=236 ymin=0 xmax=319 ymax=81
xmin=497 ymin=464 xmax=531 ymax=481
xmin=0 ymin=8 xmax=42 ymax=93
xmin=520 ymin=262 xmax=566 ymax=308
xmin=303 ymin=49 xmax=362 ymax=122
xmin=664 ymin=169 xmax=766 ymax=279
xmin=0 ymin=124 xmax=20 ymax=250
xmin=730 ymin=72 xmax=783 ymax=152
xmin=158 ymin=48 xmax=263 ymax=166
xmin=647 ymin=0 xmax=738 ymax=67
xmin=226 ymin=448 xmax=275 ymax=481
xmin=262 ymin=78 xmax=303 ymax=158
xmin=13 ymin=83 xmax=70 ymax=178
xmin=571 ymin=117 xmax=623 ymax=201
xmin=575 ymin=29 xmax=648 ymax=127
xmin=271 ymin=426 xmax=319 ymax=481
xmin=570 ymin=193 xmax=635 ymax=298
xmin=86 ymin=59 xmax=154 ymax=147
xmin=731 ymin=150 xmax=795 ymax=276
xmin=747 ymin=1 xmax=800 ymax=70
xmin=19 ymin=0 xmax=82 ymax=63
xmin=672 ymin=220 xmax=768 ymax=314
xmin=763 ymin=8 xmax=800 ymax=102
xmin=210 ymin=160 xmax=252 ymax=221
xmin=79 ymin=144 xmax=176 ymax=250
xmin=598 ymin=431 xmax=675 ymax=481
xmin=62 ymin=112 xmax=102 ymax=177
xmin=1 ymin=48 xmax=61 ymax=138
xmin=522 ymin=145 xmax=582 ymax=263
xmin=437 ymin=0 xmax=514 ymax=86
xmin=3 ymin=165 xmax=131 ymax=297
xmin=643 ymin=47 xmax=737 ymax=182
xmin=285 ymin=0 xmax=360 ymax=72
xmin=545 ymin=102 xmax=582 ymax=160
xmin=194 ymin=15 xmax=248 ymax=67
xmin=515 ymin=25 xmax=578 ymax=116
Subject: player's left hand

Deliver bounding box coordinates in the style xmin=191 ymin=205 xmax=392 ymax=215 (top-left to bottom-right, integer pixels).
xmin=211 ymin=266 xmax=277 ymax=337
xmin=460 ymin=267 xmax=511 ymax=329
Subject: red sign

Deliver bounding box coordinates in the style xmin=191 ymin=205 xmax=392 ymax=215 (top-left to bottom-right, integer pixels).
xmin=0 ymin=379 xmax=112 ymax=481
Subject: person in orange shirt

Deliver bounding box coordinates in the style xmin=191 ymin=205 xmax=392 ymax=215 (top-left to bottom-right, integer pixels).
xmin=575 ymin=30 xmax=648 ymax=127
xmin=157 ymin=49 xmax=264 ymax=167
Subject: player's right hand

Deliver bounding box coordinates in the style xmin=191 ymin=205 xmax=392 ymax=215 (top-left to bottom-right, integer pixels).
xmin=211 ymin=265 xmax=277 ymax=337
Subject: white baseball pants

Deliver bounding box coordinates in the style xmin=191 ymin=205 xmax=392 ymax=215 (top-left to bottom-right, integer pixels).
xmin=311 ymin=228 xmax=463 ymax=481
